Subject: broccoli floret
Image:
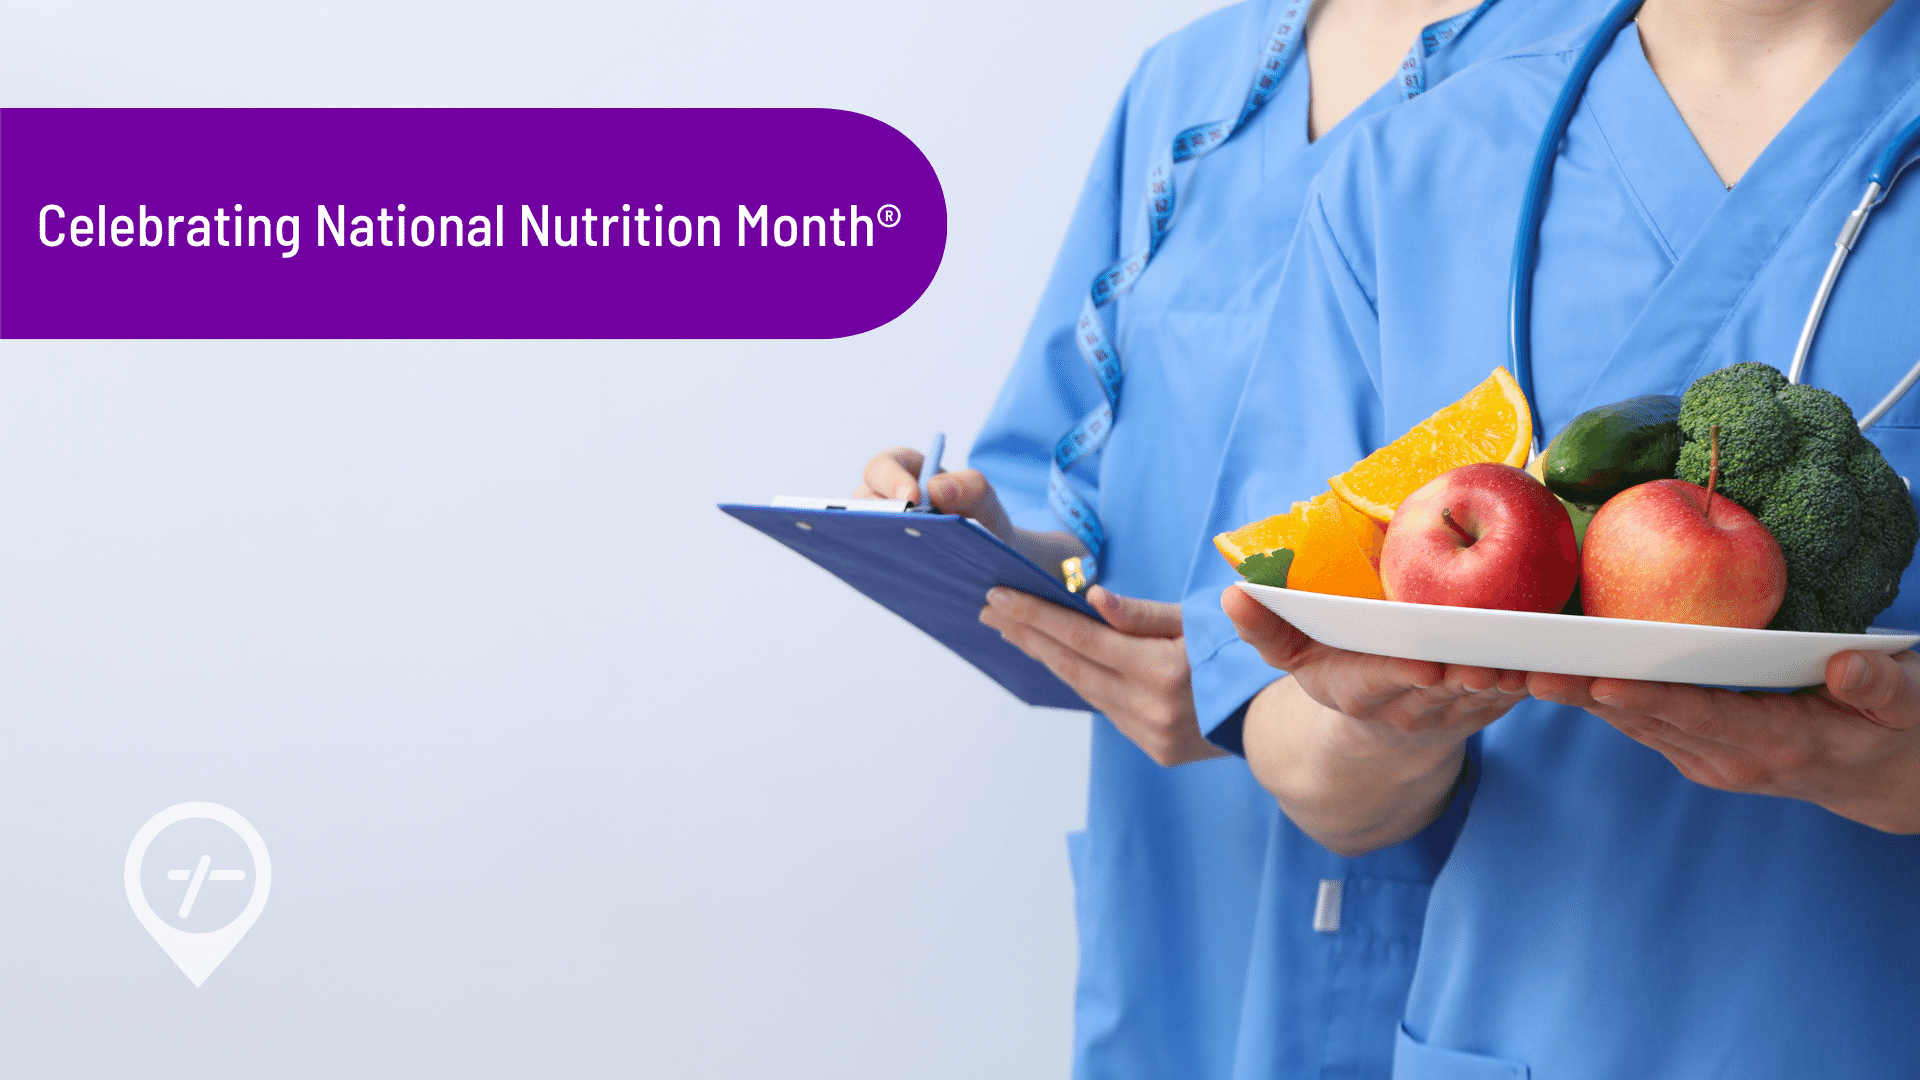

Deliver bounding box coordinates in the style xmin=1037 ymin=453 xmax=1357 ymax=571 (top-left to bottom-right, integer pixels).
xmin=1674 ymin=362 xmax=1918 ymax=633
xmin=1759 ymin=461 xmax=1858 ymax=581
xmin=1778 ymin=383 xmax=1858 ymax=472
xmin=1676 ymin=363 xmax=1796 ymax=507
xmin=1827 ymin=449 xmax=1919 ymax=633
xmin=1771 ymin=586 xmax=1822 ymax=634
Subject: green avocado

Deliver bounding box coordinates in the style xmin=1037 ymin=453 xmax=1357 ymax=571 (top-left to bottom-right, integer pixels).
xmin=1543 ymin=394 xmax=1684 ymax=508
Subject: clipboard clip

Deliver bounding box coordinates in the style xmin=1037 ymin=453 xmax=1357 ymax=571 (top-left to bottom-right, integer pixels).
xmin=1060 ymin=557 xmax=1089 ymax=593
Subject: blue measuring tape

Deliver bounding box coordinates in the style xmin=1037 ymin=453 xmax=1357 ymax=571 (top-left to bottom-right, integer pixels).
xmin=1052 ymin=0 xmax=1488 ymax=591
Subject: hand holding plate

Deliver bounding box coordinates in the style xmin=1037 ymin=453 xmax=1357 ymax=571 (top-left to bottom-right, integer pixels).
xmin=1224 ymin=585 xmax=1529 ymax=856
xmin=1530 ymin=649 xmax=1920 ymax=833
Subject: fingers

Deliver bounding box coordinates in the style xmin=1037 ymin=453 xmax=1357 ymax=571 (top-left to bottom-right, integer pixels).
xmin=926 ymin=469 xmax=993 ymax=516
xmin=1087 ymin=586 xmax=1184 ymax=639
xmin=1315 ymin=660 xmax=1519 ymax=748
xmin=1582 ymin=678 xmax=1777 ymax=749
xmin=1223 ymin=584 xmax=1450 ymax=689
xmin=1585 ymin=677 xmax=1717 ymax=717
xmin=1531 ymin=674 xmax=1745 ymax=760
xmin=1570 ymin=680 xmax=1819 ymax=795
xmin=1590 ymin=710 xmax=1731 ymax=787
xmin=984 ymin=587 xmax=1133 ymax=669
xmin=1542 ymin=675 xmax=1799 ymax=758
xmin=1222 ymin=585 xmax=1318 ymax=669
xmin=1408 ymin=665 xmax=1527 ymax=720
xmin=991 ymin=602 xmax=1220 ymax=767
xmin=983 ymin=601 xmax=1127 ymax=711
xmin=1439 ymin=664 xmax=1524 ymax=695
xmin=859 ymin=447 xmax=923 ymax=503
xmin=1823 ymin=649 xmax=1920 ymax=729
xmin=1583 ymin=694 xmax=1811 ymax=796
xmin=1449 ymin=667 xmax=1494 ymax=693
xmin=981 ymin=589 xmax=1216 ymax=767
xmin=1222 ymin=584 xmax=1465 ymax=712
xmin=923 ymin=469 xmax=1026 ymax=547
xmin=1570 ymin=659 xmax=1920 ymax=827
xmin=1527 ymin=671 xmax=1597 ymax=706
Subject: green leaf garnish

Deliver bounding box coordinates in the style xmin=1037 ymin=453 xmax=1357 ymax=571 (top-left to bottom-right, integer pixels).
xmin=1235 ymin=549 xmax=1295 ymax=587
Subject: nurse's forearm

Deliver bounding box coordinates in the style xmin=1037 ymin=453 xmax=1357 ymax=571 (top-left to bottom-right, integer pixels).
xmin=1243 ymin=676 xmax=1469 ymax=857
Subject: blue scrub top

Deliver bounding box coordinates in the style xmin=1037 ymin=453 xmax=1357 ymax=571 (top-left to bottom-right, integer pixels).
xmin=1184 ymin=5 xmax=1920 ymax=1077
xmin=969 ymin=1 xmax=1609 ymax=1077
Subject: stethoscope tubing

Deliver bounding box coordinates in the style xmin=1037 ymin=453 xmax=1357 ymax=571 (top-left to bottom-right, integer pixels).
xmin=1796 ymin=113 xmax=1920 ymax=428
xmin=1786 ymin=183 xmax=1875 ymax=386
xmin=1510 ymin=2 xmax=1920 ymax=438
xmin=1508 ymin=0 xmax=1645 ymax=452
xmin=1869 ymin=113 xmax=1920 ymax=189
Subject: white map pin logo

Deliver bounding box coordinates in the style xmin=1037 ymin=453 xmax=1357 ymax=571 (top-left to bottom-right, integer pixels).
xmin=125 ymin=802 xmax=271 ymax=987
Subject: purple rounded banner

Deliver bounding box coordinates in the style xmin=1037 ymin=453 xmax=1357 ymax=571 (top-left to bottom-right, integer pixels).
xmin=0 ymin=109 xmax=946 ymax=339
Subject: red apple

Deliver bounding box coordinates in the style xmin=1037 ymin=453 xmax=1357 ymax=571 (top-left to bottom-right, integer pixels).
xmin=1380 ymin=463 xmax=1581 ymax=612
xmin=1581 ymin=479 xmax=1785 ymax=628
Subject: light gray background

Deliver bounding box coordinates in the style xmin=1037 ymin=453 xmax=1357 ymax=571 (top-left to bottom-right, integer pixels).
xmin=0 ymin=0 xmax=1224 ymax=1076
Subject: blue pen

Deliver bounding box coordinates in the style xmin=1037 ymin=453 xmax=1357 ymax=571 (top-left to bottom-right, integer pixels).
xmin=916 ymin=432 xmax=945 ymax=513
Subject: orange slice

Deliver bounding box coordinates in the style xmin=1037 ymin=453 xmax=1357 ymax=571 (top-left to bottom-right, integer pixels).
xmin=1214 ymin=502 xmax=1308 ymax=569
xmin=1328 ymin=367 xmax=1533 ymax=523
xmin=1334 ymin=494 xmax=1385 ymax=570
xmin=1214 ymin=491 xmax=1385 ymax=599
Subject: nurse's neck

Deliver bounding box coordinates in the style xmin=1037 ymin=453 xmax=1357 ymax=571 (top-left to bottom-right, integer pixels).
xmin=1304 ymin=0 xmax=1483 ymax=142
xmin=1636 ymin=0 xmax=1896 ymax=188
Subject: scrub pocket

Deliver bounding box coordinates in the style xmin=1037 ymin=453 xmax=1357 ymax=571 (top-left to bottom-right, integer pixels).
xmin=1319 ymin=874 xmax=1433 ymax=1077
xmin=1393 ymin=1024 xmax=1529 ymax=1080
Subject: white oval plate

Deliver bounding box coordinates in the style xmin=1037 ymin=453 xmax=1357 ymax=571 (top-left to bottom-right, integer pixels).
xmin=1235 ymin=582 xmax=1920 ymax=688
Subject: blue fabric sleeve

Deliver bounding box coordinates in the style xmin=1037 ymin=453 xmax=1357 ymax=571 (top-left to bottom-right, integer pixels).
xmin=1182 ymin=183 xmax=1388 ymax=741
xmin=1191 ymin=637 xmax=1273 ymax=755
xmin=967 ymin=83 xmax=1134 ymax=534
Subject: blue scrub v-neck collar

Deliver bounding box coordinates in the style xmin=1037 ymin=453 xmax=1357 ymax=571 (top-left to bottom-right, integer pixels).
xmin=1582 ymin=21 xmax=1726 ymax=264
xmin=1563 ymin=0 xmax=1920 ymax=417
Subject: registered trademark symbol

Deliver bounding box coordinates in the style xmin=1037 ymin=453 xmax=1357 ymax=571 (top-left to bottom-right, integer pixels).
xmin=876 ymin=204 xmax=902 ymax=228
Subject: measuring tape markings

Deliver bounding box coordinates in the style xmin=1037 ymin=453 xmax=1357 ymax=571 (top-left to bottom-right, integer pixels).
xmin=1051 ymin=0 xmax=1487 ymax=588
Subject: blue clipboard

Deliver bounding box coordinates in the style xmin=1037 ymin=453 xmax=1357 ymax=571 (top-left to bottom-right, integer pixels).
xmin=719 ymin=503 xmax=1099 ymax=710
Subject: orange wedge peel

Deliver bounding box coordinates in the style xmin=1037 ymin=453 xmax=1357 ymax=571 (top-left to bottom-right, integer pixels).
xmin=1328 ymin=367 xmax=1532 ymax=524
xmin=1217 ymin=367 xmax=1536 ymax=597
xmin=1214 ymin=491 xmax=1385 ymax=599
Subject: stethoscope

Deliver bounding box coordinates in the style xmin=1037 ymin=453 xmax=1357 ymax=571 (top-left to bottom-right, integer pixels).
xmin=1508 ymin=0 xmax=1920 ymax=445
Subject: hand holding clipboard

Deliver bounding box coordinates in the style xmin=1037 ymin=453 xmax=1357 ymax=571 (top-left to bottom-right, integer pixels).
xmin=720 ymin=433 xmax=1100 ymax=709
